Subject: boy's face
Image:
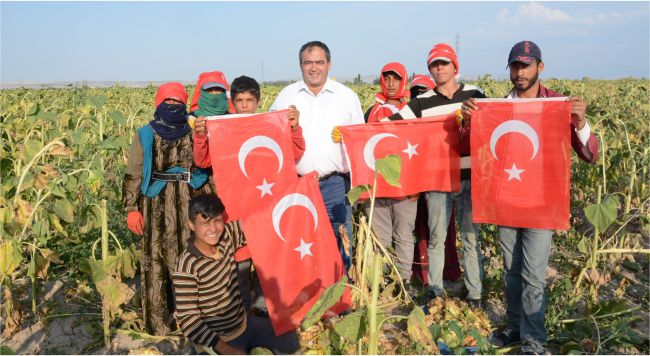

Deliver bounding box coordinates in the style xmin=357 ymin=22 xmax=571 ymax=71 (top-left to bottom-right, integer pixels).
xmin=382 ymin=72 xmax=402 ymax=99
xmin=428 ymin=60 xmax=456 ymax=86
xmin=188 ymin=213 xmax=225 ymax=247
xmin=233 ymin=92 xmax=259 ymax=114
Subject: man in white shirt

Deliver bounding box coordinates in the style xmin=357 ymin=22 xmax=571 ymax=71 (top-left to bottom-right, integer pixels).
xmin=270 ymin=41 xmax=364 ymax=271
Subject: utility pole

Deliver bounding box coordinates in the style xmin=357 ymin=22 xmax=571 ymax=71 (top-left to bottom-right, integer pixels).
xmin=455 ymin=33 xmax=460 ymax=57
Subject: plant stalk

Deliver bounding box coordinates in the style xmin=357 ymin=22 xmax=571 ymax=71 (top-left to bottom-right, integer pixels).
xmin=100 ymin=199 xmax=110 ymax=348
xmin=367 ymin=253 xmax=382 ymax=355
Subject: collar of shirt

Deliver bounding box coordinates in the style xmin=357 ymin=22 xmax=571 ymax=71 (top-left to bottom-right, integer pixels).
xmin=432 ymin=83 xmax=466 ymax=100
xmin=297 ymin=78 xmax=336 ymax=96
xmin=187 ymin=235 xmax=227 ymax=260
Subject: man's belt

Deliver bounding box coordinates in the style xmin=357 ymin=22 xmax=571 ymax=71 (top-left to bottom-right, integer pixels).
xmin=318 ymin=171 xmax=348 ymax=182
xmin=152 ymin=171 xmax=191 ymax=182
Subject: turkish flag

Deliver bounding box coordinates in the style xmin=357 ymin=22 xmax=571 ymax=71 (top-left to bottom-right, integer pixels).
xmin=240 ymin=173 xmax=351 ymax=335
xmin=206 ymin=110 xmax=297 ymax=220
xmin=340 ymin=115 xmax=460 ymax=198
xmin=471 ymin=98 xmax=572 ymax=230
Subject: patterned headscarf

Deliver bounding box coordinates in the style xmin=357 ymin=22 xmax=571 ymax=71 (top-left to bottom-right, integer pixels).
xmin=367 ymin=62 xmax=410 ymax=123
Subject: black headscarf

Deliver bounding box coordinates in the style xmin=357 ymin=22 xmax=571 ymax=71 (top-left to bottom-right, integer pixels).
xmin=149 ymin=102 xmax=190 ymax=141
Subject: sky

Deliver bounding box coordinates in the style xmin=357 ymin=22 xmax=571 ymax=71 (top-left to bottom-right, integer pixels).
xmin=1 ymin=1 xmax=649 ymax=84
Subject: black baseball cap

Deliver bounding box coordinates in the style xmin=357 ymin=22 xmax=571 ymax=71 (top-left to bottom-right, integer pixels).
xmin=507 ymin=40 xmax=542 ymax=66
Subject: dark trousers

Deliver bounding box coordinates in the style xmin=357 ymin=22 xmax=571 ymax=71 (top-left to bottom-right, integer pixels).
xmin=229 ymin=315 xmax=300 ymax=354
xmin=318 ymin=174 xmax=352 ymax=271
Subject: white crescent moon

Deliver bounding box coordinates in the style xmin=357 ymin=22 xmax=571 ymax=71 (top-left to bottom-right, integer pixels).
xmin=363 ymin=133 xmax=398 ymax=170
xmin=272 ymin=193 xmax=318 ymax=242
xmin=238 ymin=136 xmax=284 ymax=178
xmin=489 ymin=120 xmax=539 ymax=161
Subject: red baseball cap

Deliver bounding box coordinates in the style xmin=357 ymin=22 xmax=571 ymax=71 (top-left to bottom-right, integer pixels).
xmin=410 ymin=74 xmax=436 ymax=91
xmin=427 ymin=43 xmax=459 ymax=73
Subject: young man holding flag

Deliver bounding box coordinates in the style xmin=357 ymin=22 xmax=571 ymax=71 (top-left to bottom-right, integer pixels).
xmin=389 ymin=43 xmax=486 ymax=308
xmin=461 ymin=40 xmax=599 ymax=355
xmin=361 ymin=62 xmax=418 ymax=298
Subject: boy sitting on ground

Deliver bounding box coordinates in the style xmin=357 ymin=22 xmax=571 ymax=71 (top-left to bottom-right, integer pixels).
xmin=172 ymin=194 xmax=299 ymax=354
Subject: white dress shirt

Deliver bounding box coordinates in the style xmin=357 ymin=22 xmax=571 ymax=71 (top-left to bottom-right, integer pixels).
xmin=270 ymin=78 xmax=364 ymax=176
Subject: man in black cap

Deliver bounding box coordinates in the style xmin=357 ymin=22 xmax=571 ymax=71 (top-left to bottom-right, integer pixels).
xmin=461 ymin=40 xmax=599 ymax=355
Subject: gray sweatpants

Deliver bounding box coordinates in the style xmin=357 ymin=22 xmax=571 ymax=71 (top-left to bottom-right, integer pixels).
xmin=365 ymin=197 xmax=417 ymax=280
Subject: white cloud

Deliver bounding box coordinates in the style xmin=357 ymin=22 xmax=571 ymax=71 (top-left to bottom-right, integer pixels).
xmin=497 ymin=2 xmax=647 ymax=26
xmin=498 ymin=2 xmax=571 ymax=24
xmin=581 ymin=9 xmax=647 ymax=25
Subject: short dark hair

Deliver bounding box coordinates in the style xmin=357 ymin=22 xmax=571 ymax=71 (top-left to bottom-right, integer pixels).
xmin=299 ymin=41 xmax=331 ymax=63
xmin=188 ymin=194 xmax=225 ymax=222
xmin=231 ymin=75 xmax=261 ymax=101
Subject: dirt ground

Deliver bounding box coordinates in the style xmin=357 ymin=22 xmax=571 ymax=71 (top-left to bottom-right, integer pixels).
xmin=0 ymin=278 xmax=193 ymax=355
xmin=1 ymin=257 xmax=647 ymax=355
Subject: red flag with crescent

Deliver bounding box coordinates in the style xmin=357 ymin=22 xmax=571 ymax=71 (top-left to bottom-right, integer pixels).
xmin=240 ymin=173 xmax=351 ymax=335
xmin=206 ymin=110 xmax=297 ymax=220
xmin=471 ymin=98 xmax=572 ymax=230
xmin=340 ymin=114 xmax=461 ymax=198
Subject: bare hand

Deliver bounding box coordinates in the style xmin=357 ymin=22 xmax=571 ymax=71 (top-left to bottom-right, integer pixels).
xmin=194 ymin=116 xmax=207 ymax=136
xmin=460 ymin=98 xmax=479 ymax=127
xmin=288 ymin=105 xmax=300 ymax=128
xmin=331 ymin=126 xmax=342 ymax=143
xmin=568 ymin=96 xmax=587 ymax=130
xmin=214 ymin=339 xmax=245 ymax=355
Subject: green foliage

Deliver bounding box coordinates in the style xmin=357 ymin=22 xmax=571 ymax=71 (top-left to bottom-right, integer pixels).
xmin=407 ymin=307 xmax=436 ymax=352
xmin=0 ymin=345 xmax=15 ymax=355
xmin=333 ymin=311 xmax=366 ymax=342
xmin=584 ymin=195 xmax=619 ymax=232
xmin=107 ymin=110 xmax=127 ymax=125
xmin=95 ymin=276 xmax=135 ymax=318
xmin=301 ymin=275 xmax=348 ymax=330
xmin=0 ymin=240 xmax=23 ymax=278
xmin=375 ymin=154 xmax=402 ymax=187
xmin=347 ymin=184 xmax=371 ymax=205
xmin=53 ymin=198 xmax=75 ymax=224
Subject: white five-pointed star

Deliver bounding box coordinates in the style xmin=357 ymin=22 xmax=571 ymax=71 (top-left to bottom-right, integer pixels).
xmin=293 ymin=238 xmax=313 ymax=260
xmin=504 ymin=163 xmax=525 ymax=181
xmin=255 ymin=178 xmax=275 ymax=197
xmin=402 ymin=142 xmax=419 ymax=159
